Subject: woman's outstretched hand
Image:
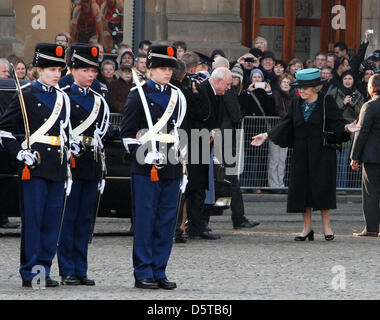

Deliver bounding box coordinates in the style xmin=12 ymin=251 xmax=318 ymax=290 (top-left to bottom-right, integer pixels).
xmin=345 ymin=120 xmax=361 ymax=133
xmin=251 ymin=133 xmax=268 ymax=147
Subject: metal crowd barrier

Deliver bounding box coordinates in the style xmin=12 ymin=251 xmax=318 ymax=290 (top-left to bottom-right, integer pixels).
xmin=237 ymin=116 xmax=362 ymax=191
xmin=109 ymin=113 xmax=123 ymax=127
xmin=109 ymin=113 xmax=362 ymax=191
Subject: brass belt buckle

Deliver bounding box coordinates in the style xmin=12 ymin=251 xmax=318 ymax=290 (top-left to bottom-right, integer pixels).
xmin=158 ymin=133 xmax=174 ymax=143
xmin=50 ymin=136 xmax=60 ymax=146
xmin=83 ymin=136 xmax=93 ymax=146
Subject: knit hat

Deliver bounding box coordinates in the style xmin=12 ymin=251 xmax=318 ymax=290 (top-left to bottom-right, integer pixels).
xmin=117 ymin=48 xmax=134 ymax=67
xmin=250 ymin=68 xmax=264 ymax=80
xmin=231 ymin=63 xmax=243 ymax=82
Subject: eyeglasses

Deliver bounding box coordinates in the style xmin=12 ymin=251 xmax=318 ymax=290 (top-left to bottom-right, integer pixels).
xmin=255 ymin=42 xmax=266 ymax=47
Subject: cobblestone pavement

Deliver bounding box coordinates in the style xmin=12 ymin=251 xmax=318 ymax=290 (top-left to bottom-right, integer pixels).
xmin=1 ymin=194 xmax=379 ymax=301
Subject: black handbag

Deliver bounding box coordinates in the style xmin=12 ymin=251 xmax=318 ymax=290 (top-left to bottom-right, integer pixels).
xmin=322 ymin=96 xmax=342 ymax=152
xmin=213 ymin=162 xmax=225 ymax=182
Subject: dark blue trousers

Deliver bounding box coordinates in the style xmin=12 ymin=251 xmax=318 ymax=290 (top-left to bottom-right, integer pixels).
xmin=20 ymin=178 xmax=65 ymax=281
xmin=132 ymin=174 xmax=180 ymax=281
xmin=57 ymin=179 xmax=98 ymax=277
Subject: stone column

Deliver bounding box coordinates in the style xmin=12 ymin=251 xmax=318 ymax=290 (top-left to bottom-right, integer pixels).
xmin=0 ymin=0 xmax=24 ymax=58
xmin=361 ymin=0 xmax=379 ymax=54
xmin=145 ymin=0 xmax=168 ymax=43
xmin=145 ymin=0 xmax=248 ymax=60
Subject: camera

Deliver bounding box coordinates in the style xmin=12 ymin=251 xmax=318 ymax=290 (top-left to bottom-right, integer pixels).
xmin=244 ymin=57 xmax=255 ymax=63
xmin=368 ymin=29 xmax=374 ymax=34
xmin=182 ymin=72 xmax=207 ymax=91
xmin=254 ymin=82 xmax=266 ymax=89
xmin=350 ymin=92 xmax=358 ymax=104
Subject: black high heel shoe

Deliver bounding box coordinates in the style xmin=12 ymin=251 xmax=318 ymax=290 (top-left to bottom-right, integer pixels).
xmin=294 ymin=230 xmax=314 ymax=241
xmin=324 ymin=234 xmax=335 ymax=241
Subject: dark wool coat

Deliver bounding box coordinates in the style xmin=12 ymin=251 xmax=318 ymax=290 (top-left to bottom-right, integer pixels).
xmin=186 ymin=80 xmax=224 ymax=191
xmin=268 ymin=93 xmax=351 ymax=213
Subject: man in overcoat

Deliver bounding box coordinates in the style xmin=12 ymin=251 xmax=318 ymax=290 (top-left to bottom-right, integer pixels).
xmin=351 ymin=74 xmax=380 ymax=237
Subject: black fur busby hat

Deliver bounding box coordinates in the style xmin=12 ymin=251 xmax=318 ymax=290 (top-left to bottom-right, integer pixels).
xmin=146 ymin=45 xmax=177 ymax=69
xmin=33 ymin=43 xmax=66 ymax=68
xmin=67 ymin=43 xmax=99 ymax=69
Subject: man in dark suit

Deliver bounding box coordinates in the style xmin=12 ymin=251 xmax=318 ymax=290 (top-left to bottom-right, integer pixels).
xmin=186 ymin=67 xmax=232 ymax=240
xmin=350 ymin=73 xmax=380 ymax=237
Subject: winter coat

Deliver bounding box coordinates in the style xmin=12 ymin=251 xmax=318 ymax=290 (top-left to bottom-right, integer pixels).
xmin=329 ymin=86 xmax=364 ymax=122
xmin=268 ymin=94 xmax=351 ymax=213
xmin=272 ymin=88 xmax=297 ymax=118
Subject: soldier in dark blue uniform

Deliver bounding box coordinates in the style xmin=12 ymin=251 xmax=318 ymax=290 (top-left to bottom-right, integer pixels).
xmin=57 ymin=44 xmax=110 ymax=286
xmin=0 ymin=43 xmax=71 ymax=287
xmin=121 ymin=45 xmax=187 ymax=289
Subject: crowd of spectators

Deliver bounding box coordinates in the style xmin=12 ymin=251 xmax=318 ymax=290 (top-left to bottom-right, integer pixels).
xmin=0 ymin=30 xmax=379 ymax=231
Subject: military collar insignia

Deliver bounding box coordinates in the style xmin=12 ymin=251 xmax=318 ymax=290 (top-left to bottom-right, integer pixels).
xmin=148 ymin=79 xmax=167 ymax=92
xmin=35 ymin=80 xmax=55 ymax=93
xmin=71 ymin=82 xmax=90 ymax=95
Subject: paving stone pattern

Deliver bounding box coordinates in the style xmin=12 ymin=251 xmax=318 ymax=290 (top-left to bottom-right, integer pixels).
xmin=1 ymin=195 xmax=379 ymax=300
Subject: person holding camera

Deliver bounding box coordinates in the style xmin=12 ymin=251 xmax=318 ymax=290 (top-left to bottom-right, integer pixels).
xmin=333 ymin=30 xmax=371 ymax=78
xmin=329 ymin=70 xmax=364 ymax=189
xmin=236 ymin=53 xmax=260 ymax=90
xmin=251 ymin=69 xmax=360 ymax=241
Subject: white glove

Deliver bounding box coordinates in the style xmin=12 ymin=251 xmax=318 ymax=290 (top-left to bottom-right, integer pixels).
xmin=98 ymin=179 xmax=106 ymax=194
xmin=70 ymin=141 xmax=81 ymax=156
xmin=180 ymin=174 xmax=188 ymax=194
xmin=144 ymin=151 xmax=165 ymax=165
xmin=65 ymin=177 xmax=73 ymax=196
xmin=17 ymin=150 xmax=36 ymax=166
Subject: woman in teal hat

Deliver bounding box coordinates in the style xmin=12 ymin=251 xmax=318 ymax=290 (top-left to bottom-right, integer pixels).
xmin=251 ymin=68 xmax=360 ymax=241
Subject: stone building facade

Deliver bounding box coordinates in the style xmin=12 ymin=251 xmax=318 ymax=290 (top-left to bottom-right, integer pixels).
xmin=145 ymin=0 xmax=248 ymax=59
xmin=0 ymin=0 xmax=378 ymax=62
